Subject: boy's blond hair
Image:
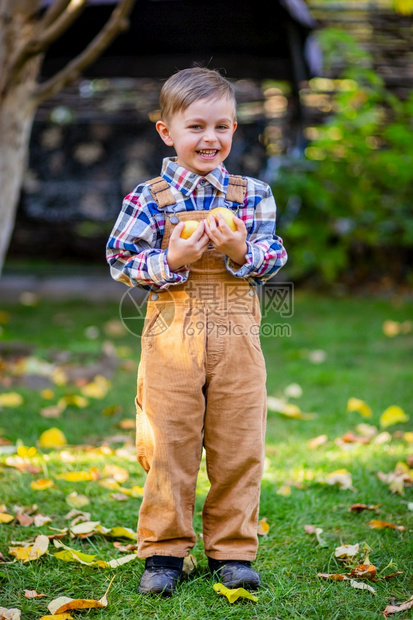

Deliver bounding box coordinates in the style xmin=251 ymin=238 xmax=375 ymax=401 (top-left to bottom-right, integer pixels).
xmin=159 ymin=67 xmax=237 ymax=122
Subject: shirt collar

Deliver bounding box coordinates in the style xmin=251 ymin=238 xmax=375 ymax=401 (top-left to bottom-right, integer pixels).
xmin=161 ymin=157 xmax=229 ymax=196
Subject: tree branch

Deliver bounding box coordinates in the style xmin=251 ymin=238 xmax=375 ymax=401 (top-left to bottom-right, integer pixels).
xmin=3 ymin=0 xmax=87 ymax=86
xmin=32 ymin=0 xmax=137 ymax=106
xmin=40 ymin=0 xmax=72 ymax=29
xmin=32 ymin=0 xmax=88 ymax=52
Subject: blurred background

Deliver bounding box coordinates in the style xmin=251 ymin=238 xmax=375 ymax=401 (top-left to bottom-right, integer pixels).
xmin=2 ymin=0 xmax=413 ymax=298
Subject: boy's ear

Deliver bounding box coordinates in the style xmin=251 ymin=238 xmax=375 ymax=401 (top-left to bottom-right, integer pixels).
xmin=156 ymin=120 xmax=174 ymax=147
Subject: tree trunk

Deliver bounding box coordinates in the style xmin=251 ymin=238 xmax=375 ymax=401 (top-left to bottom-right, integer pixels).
xmin=0 ymin=0 xmax=136 ymax=274
xmin=0 ymin=66 xmax=40 ymax=274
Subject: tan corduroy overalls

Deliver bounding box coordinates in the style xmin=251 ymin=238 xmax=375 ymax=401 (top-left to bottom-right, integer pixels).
xmin=135 ymin=176 xmax=267 ymax=561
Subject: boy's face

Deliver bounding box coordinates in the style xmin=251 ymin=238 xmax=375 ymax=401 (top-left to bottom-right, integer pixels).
xmin=156 ymin=96 xmax=237 ymax=176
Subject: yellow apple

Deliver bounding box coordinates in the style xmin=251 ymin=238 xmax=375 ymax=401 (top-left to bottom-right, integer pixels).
xmin=207 ymin=207 xmax=237 ymax=231
xmin=180 ymin=220 xmax=200 ymax=239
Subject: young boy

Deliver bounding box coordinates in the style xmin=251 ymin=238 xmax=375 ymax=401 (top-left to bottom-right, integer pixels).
xmin=106 ymin=67 xmax=287 ymax=596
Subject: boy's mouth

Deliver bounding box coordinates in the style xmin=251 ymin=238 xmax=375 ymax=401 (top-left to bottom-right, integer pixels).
xmin=197 ymin=149 xmax=219 ymax=159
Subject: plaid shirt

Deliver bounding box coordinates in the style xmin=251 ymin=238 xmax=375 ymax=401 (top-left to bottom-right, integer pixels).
xmin=106 ymin=157 xmax=287 ymax=291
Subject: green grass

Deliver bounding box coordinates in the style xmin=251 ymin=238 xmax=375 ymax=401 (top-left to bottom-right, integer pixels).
xmin=0 ymin=290 xmax=412 ymax=619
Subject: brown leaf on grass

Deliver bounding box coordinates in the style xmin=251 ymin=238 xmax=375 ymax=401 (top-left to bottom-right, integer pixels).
xmin=16 ymin=513 xmax=34 ymax=527
xmin=382 ymin=571 xmax=403 ymax=580
xmin=317 ymin=573 xmax=349 ymax=581
xmin=24 ymin=590 xmax=48 ymax=599
xmin=305 ymin=525 xmax=326 ymax=547
xmin=383 ymin=594 xmax=413 ymax=617
xmin=307 ymin=434 xmax=328 ymax=449
xmin=368 ymin=519 xmax=406 ymax=531
xmin=337 ymin=431 xmax=370 ymax=444
xmin=348 ymin=564 xmax=377 ymax=580
xmin=349 ymin=503 xmax=381 ymax=514
xmin=40 ymin=404 xmax=64 ymax=419
xmin=113 ymin=542 xmax=138 ymax=553
xmin=0 ymin=608 xmax=21 ymax=620
xmin=47 ymin=576 xmax=115 ymax=615
xmin=4 ymin=456 xmax=42 ymax=474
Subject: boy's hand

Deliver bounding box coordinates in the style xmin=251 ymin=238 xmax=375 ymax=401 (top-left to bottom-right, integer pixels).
xmin=205 ymin=215 xmax=248 ymax=266
xmin=166 ymin=220 xmax=210 ymax=271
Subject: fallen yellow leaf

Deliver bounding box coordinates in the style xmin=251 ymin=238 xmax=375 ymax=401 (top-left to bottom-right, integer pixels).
xmin=80 ymin=375 xmax=111 ymax=399
xmin=16 ymin=446 xmax=37 ymax=458
xmin=58 ymin=394 xmax=89 ymax=409
xmin=40 ymin=389 xmax=55 ymax=400
xmin=103 ymin=464 xmax=129 ymax=482
xmin=368 ymin=519 xmax=406 ymax=531
xmin=47 ymin=576 xmax=115 ymax=615
xmin=382 ymin=320 xmax=401 ymax=337
xmin=347 ymin=397 xmax=372 ymax=418
xmin=0 ymin=392 xmax=23 ymax=407
xmin=182 ymin=554 xmax=197 ymax=575
xmin=0 ymin=513 xmax=14 ymax=524
xmin=257 ymin=517 xmax=270 ymax=535
xmin=31 ymin=479 xmax=55 ymax=491
xmin=325 ymin=469 xmax=356 ymax=491
xmin=9 ymin=534 xmax=49 ymax=562
xmin=380 ymin=406 xmax=409 ymax=429
xmin=213 ymin=582 xmax=258 ymax=603
xmin=57 ymin=471 xmax=94 ymax=482
xmin=276 ymin=485 xmax=291 ymax=497
xmin=307 ymin=434 xmax=328 ymax=449
xmin=65 ymin=492 xmax=90 ymax=509
xmin=53 ymin=540 xmax=137 ymax=568
xmin=38 ymin=427 xmax=67 ymax=448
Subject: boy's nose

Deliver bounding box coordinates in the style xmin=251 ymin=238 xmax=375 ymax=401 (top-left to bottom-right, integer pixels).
xmin=203 ymin=128 xmax=217 ymax=142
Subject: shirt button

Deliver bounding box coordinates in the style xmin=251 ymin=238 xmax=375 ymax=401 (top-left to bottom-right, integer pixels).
xmin=199 ymin=179 xmax=206 ymax=186
xmin=151 ymin=293 xmax=159 ymax=301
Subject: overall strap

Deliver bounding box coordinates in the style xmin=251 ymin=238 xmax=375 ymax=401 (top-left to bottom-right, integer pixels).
xmin=147 ymin=176 xmax=176 ymax=208
xmin=226 ymin=175 xmax=247 ymax=205
xmin=147 ymin=174 xmax=247 ymax=207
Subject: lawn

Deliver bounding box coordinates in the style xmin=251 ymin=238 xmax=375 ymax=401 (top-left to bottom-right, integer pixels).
xmin=0 ymin=289 xmax=412 ymax=620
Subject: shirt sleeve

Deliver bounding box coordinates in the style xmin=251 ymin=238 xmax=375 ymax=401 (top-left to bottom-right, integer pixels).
xmin=225 ymin=187 xmax=287 ymax=285
xmin=106 ymin=190 xmax=190 ymax=290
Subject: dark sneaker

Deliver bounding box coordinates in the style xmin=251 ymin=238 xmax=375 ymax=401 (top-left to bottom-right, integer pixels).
xmin=138 ymin=556 xmax=183 ymax=596
xmin=208 ymin=558 xmax=261 ymax=590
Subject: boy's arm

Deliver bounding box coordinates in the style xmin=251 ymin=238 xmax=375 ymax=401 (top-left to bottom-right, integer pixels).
xmin=106 ymin=190 xmax=190 ymax=290
xmin=225 ymin=185 xmax=287 ymax=284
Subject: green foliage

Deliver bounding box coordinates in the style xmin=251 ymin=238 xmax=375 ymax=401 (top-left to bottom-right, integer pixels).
xmin=272 ymin=29 xmax=413 ymax=285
